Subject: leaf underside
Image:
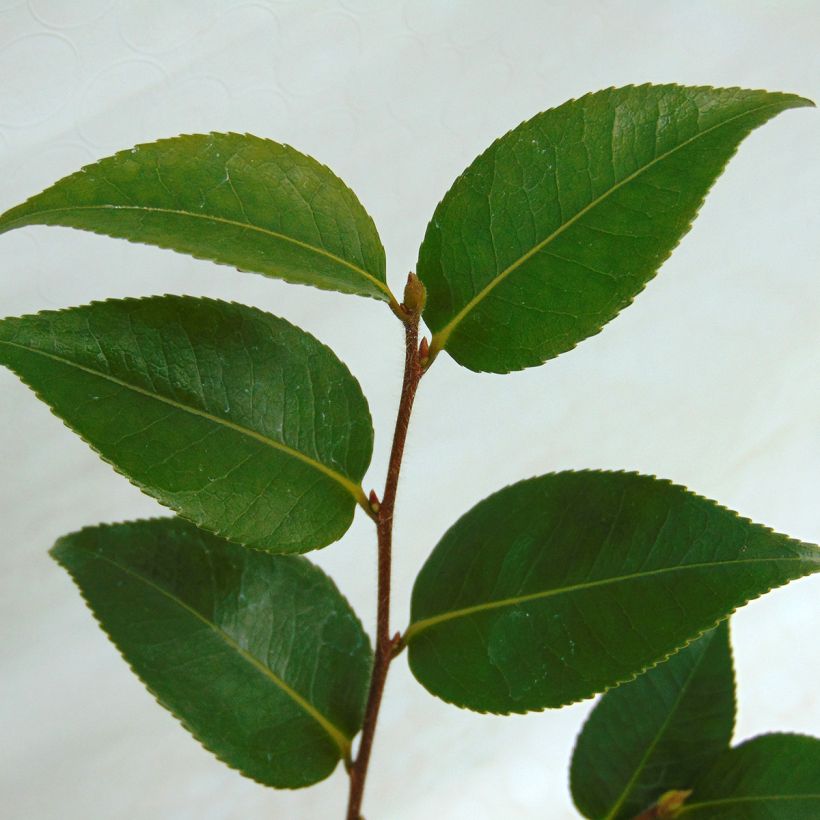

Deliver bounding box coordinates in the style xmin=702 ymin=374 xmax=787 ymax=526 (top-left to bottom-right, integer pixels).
xmin=681 ymin=733 xmax=820 ymax=817
xmin=570 ymin=622 xmax=735 ymax=819
xmin=0 ymin=132 xmax=390 ymax=301
xmin=0 ymin=295 xmax=373 ymax=553
xmin=51 ymin=518 xmax=373 ymax=788
xmin=417 ymin=84 xmax=813 ymax=373
xmin=407 ymin=471 xmax=819 ymax=713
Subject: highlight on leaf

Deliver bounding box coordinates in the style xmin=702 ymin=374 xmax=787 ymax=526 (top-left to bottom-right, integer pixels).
xmin=405 ymin=471 xmax=820 ymax=713
xmin=51 ymin=517 xmax=374 ymax=788
xmin=0 ymin=295 xmax=374 ymax=554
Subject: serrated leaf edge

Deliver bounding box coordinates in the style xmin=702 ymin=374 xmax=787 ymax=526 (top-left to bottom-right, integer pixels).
xmin=570 ymin=623 xmax=735 ymax=820
xmin=405 ymin=469 xmax=820 ymax=715
xmin=0 ymin=132 xmax=394 ymax=303
xmin=678 ymin=732 xmax=820 ymax=815
xmin=419 ymin=84 xmax=814 ymax=373
xmin=50 ymin=515 xmax=375 ymax=789
xmin=0 ymin=294 xmax=373 ymax=552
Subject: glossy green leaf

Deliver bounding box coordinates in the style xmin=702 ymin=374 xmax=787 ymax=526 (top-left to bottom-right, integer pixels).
xmin=0 ymin=295 xmax=373 ymax=553
xmin=0 ymin=132 xmax=392 ymax=302
xmin=680 ymin=733 xmax=820 ymax=817
xmin=417 ymin=84 xmax=813 ymax=373
xmin=51 ymin=518 xmax=373 ymax=788
xmin=406 ymin=471 xmax=819 ymax=713
xmin=570 ymin=622 xmax=735 ymax=819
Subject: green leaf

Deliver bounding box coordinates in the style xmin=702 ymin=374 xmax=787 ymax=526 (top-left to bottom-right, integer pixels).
xmin=680 ymin=733 xmax=820 ymax=817
xmin=0 ymin=295 xmax=373 ymax=553
xmin=51 ymin=518 xmax=373 ymax=788
xmin=405 ymin=471 xmax=819 ymax=713
xmin=0 ymin=132 xmax=392 ymax=302
xmin=570 ymin=622 xmax=735 ymax=819
xmin=417 ymin=84 xmax=813 ymax=373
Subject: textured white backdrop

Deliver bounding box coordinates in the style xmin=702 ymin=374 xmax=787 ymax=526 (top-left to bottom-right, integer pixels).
xmin=0 ymin=2 xmax=818 ymax=819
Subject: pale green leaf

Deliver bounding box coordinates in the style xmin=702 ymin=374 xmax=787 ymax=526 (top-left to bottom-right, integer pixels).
xmin=0 ymin=133 xmax=392 ymax=302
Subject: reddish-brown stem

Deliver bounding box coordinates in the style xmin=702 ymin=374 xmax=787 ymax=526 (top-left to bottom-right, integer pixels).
xmin=345 ymin=308 xmax=423 ymax=820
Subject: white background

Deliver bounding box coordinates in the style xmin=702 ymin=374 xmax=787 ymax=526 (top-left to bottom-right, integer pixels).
xmin=0 ymin=2 xmax=818 ymax=818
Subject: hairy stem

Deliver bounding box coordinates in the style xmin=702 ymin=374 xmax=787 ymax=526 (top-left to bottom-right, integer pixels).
xmin=345 ymin=297 xmax=423 ymax=820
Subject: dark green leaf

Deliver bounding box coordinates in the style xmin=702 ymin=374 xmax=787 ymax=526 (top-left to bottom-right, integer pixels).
xmin=0 ymin=133 xmax=392 ymax=302
xmin=0 ymin=295 xmax=373 ymax=553
xmin=570 ymin=622 xmax=735 ymax=819
xmin=417 ymin=85 xmax=813 ymax=373
xmin=680 ymin=733 xmax=820 ymax=818
xmin=51 ymin=518 xmax=373 ymax=788
xmin=406 ymin=471 xmax=819 ymax=713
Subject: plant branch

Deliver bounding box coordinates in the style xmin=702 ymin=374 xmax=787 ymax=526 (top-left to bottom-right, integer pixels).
xmin=346 ymin=277 xmax=425 ymax=820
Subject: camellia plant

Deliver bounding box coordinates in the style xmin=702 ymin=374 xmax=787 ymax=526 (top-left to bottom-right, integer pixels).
xmin=1 ymin=84 xmax=818 ymax=819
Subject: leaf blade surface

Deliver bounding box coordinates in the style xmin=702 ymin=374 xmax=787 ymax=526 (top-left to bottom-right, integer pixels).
xmin=0 ymin=295 xmax=373 ymax=553
xmin=681 ymin=733 xmax=820 ymax=817
xmin=417 ymin=85 xmax=813 ymax=372
xmin=51 ymin=518 xmax=373 ymax=788
xmin=406 ymin=471 xmax=819 ymax=712
xmin=570 ymin=622 xmax=735 ymax=819
xmin=0 ymin=133 xmax=391 ymax=301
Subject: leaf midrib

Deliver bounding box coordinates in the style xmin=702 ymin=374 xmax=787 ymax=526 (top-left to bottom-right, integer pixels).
xmin=679 ymin=793 xmax=820 ymax=814
xmin=86 ymin=548 xmax=352 ymax=759
xmin=405 ymin=555 xmax=817 ymax=641
xmin=429 ymin=100 xmax=784 ymax=353
xmin=0 ymin=339 xmax=367 ymax=506
xmin=602 ymin=635 xmax=714 ymax=820
xmin=0 ymin=204 xmax=392 ymax=300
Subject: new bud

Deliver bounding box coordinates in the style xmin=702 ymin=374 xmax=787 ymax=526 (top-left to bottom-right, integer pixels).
xmin=655 ymin=790 xmax=691 ymax=818
xmin=368 ymin=489 xmax=381 ymax=514
xmin=419 ymin=337 xmax=430 ymax=364
xmin=403 ymin=272 xmax=426 ymax=315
